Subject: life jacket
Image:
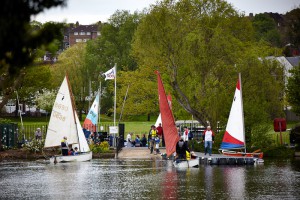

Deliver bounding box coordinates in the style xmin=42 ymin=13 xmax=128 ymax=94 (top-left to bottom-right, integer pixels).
xmin=186 ymin=151 xmax=191 ymax=160
xmin=61 ymin=139 xmax=68 ymax=149
xmin=151 ymin=129 xmax=157 ymax=139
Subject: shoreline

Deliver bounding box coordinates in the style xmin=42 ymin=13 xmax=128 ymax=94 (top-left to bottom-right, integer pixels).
xmin=0 ymin=149 xmax=115 ymax=162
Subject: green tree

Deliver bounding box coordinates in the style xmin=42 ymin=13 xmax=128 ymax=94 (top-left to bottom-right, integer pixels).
xmin=132 ymin=0 xmax=284 ymax=129
xmin=85 ymin=10 xmax=144 ymax=117
xmin=285 ymin=7 xmax=300 ymax=48
xmin=51 ymin=43 xmax=94 ymax=120
xmin=287 ymin=65 xmax=300 ymax=116
xmin=0 ymin=0 xmax=65 ymax=112
xmin=252 ymin=13 xmax=281 ymax=47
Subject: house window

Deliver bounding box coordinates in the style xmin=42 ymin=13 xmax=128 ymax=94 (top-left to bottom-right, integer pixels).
xmin=75 ymin=39 xmax=82 ymax=43
xmin=97 ymin=31 xmax=100 ymax=36
xmin=74 ymin=32 xmax=78 ymax=35
xmin=83 ymin=39 xmax=89 ymax=42
xmin=80 ymin=32 xmax=85 ymax=35
xmin=64 ymin=36 xmax=68 ymax=39
xmin=86 ymin=32 xmax=91 ymax=35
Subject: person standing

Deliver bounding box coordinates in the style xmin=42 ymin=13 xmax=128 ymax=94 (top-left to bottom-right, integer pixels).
xmin=61 ymin=136 xmax=69 ymax=156
xmin=156 ymin=123 xmax=165 ymax=147
xmin=141 ymin=134 xmax=147 ymax=147
xmin=203 ymin=126 xmax=215 ymax=156
xmin=126 ymin=132 xmax=134 ymax=147
xmin=154 ymin=135 xmax=160 ymax=155
xmin=35 ymin=128 xmax=42 ymax=140
xmin=183 ymin=127 xmax=189 ymax=144
xmin=176 ymin=136 xmax=189 ymax=160
xmin=148 ymin=125 xmax=157 ymax=154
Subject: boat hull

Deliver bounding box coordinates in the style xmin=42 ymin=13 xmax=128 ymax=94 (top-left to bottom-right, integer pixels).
xmin=49 ymin=152 xmax=92 ymax=163
xmin=221 ymin=150 xmax=263 ymax=159
xmin=173 ymin=158 xmax=199 ymax=168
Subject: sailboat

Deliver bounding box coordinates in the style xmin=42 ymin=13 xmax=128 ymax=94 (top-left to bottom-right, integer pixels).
xmin=155 ymin=95 xmax=172 ymax=127
xmin=156 ymin=71 xmax=199 ymax=168
xmin=83 ymin=93 xmax=99 ymax=133
xmin=219 ymin=73 xmax=263 ymax=159
xmin=44 ymin=76 xmax=92 ymax=163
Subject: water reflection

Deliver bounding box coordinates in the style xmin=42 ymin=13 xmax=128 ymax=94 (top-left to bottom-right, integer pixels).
xmin=0 ymin=159 xmax=300 ymax=199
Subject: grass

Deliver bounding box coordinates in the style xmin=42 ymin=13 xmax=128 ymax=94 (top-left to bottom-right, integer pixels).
xmin=267 ymin=121 xmax=300 ymax=146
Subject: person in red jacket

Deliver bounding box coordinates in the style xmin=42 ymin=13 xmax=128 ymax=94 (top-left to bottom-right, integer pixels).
xmin=156 ymin=123 xmax=165 ymax=147
xmin=203 ymin=126 xmax=215 ymax=156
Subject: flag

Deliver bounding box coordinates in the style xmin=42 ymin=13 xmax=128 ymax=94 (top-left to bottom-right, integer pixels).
xmin=103 ymin=66 xmax=116 ymax=80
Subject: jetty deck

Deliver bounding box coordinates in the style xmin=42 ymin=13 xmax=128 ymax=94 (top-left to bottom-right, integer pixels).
xmin=117 ymin=147 xmax=166 ymax=159
xmin=117 ymin=147 xmax=261 ymax=165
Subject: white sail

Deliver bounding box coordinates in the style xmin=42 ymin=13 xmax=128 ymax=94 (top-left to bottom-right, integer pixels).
xmin=45 ymin=77 xmax=79 ymax=147
xmin=220 ymin=74 xmax=245 ymax=149
xmin=155 ymin=113 xmax=162 ymax=127
xmin=75 ymin=111 xmax=90 ymax=152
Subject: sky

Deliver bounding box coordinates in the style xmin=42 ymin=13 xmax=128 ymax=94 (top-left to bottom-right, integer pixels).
xmin=33 ymin=0 xmax=300 ymax=25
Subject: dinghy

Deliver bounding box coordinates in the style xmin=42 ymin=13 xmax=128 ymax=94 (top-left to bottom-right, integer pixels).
xmin=156 ymin=71 xmax=198 ymax=168
xmin=44 ymin=76 xmax=92 ymax=163
xmin=219 ymin=73 xmax=263 ymax=159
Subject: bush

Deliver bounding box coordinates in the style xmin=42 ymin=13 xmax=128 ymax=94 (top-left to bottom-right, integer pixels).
xmin=90 ymin=141 xmax=110 ymax=153
xmin=250 ymin=124 xmax=274 ymax=150
xmin=22 ymin=139 xmax=45 ymax=153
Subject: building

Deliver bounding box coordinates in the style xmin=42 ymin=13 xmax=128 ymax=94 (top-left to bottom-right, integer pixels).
xmin=67 ymin=24 xmax=100 ymax=47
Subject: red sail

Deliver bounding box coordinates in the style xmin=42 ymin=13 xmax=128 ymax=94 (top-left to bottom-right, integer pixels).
xmin=156 ymin=71 xmax=180 ymax=156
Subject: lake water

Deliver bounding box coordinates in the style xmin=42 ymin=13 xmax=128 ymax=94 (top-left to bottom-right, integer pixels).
xmin=0 ymin=158 xmax=300 ymax=199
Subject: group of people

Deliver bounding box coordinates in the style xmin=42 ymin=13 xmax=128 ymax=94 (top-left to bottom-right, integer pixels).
xmin=60 ymin=136 xmax=79 ymax=156
xmin=126 ymin=133 xmax=148 ymax=147
xmin=126 ymin=123 xmax=165 ymax=155
xmin=175 ymin=125 xmax=215 ymax=160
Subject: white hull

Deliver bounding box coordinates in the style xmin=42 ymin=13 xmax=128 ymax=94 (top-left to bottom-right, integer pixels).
xmin=49 ymin=152 xmax=92 ymax=164
xmin=173 ymin=158 xmax=199 ymax=168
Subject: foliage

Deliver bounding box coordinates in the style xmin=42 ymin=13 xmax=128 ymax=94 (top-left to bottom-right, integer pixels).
xmin=0 ymin=0 xmax=65 ymax=112
xmin=264 ymin=146 xmax=295 ymax=158
xmin=90 ymin=141 xmax=110 ymax=153
xmin=250 ymin=123 xmax=274 ymax=149
xmin=50 ymin=43 xmax=95 ymax=119
xmin=287 ymin=65 xmax=300 ymax=116
xmin=35 ymin=90 xmax=57 ymax=113
xmin=285 ymin=8 xmax=300 ymax=47
xmin=17 ymin=64 xmax=54 ymax=109
xmin=252 ymin=13 xmax=281 ymax=47
xmin=85 ymin=10 xmax=143 ymax=116
xmin=22 ymin=139 xmax=45 ymax=153
xmin=132 ymin=0 xmax=285 ymax=130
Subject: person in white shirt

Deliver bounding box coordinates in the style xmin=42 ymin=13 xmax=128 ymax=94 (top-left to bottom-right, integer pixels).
xmin=203 ymin=126 xmax=215 ymax=156
xmin=126 ymin=133 xmax=133 ymax=147
xmin=183 ymin=127 xmax=189 ymax=143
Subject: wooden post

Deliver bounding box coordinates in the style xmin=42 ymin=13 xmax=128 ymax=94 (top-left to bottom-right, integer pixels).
xmin=279 ymin=121 xmax=283 ymax=145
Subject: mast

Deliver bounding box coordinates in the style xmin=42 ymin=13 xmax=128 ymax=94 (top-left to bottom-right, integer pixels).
xmin=66 ymin=74 xmax=81 ymax=151
xmin=239 ymin=73 xmax=246 ymax=153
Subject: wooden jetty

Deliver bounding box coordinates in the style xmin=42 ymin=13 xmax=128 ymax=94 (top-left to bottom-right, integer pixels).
xmin=117 ymin=148 xmax=263 ymax=165
xmin=194 ymin=152 xmax=263 ymax=165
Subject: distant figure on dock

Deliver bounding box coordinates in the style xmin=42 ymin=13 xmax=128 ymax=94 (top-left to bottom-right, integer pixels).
xmin=154 ymin=136 xmax=160 ymax=154
xmin=149 ymin=125 xmax=157 ymax=154
xmin=156 ymin=123 xmax=165 ymax=147
xmin=126 ymin=133 xmax=135 ymax=147
xmin=176 ymin=136 xmax=189 ymax=160
xmin=35 ymin=128 xmax=42 ymax=140
xmin=183 ymin=127 xmax=189 ymax=144
xmin=141 ymin=134 xmax=147 ymax=147
xmin=135 ymin=135 xmax=141 ymax=147
xmin=203 ymin=126 xmax=215 ymax=156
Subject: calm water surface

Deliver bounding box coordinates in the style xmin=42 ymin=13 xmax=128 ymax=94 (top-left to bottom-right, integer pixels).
xmin=0 ymin=158 xmax=300 ymax=199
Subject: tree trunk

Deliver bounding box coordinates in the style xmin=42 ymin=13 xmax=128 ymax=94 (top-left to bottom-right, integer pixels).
xmin=147 ymin=113 xmax=150 ymax=121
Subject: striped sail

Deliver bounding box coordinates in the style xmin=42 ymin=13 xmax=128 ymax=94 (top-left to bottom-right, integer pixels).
xmin=220 ymin=74 xmax=245 ymax=149
xmin=83 ymin=94 xmax=99 ymax=132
